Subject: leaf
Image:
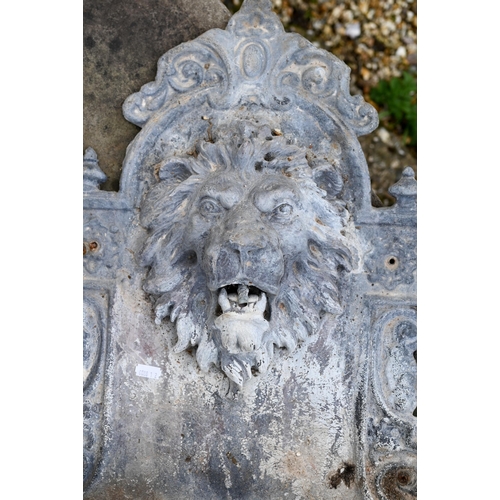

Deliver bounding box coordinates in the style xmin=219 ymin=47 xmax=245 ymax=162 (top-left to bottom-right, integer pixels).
xmin=370 ymin=72 xmax=417 ymax=147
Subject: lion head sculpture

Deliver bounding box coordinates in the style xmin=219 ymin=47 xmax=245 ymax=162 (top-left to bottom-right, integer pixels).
xmin=140 ymin=123 xmax=358 ymax=387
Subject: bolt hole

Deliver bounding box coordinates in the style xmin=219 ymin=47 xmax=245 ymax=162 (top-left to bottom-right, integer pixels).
xmin=397 ymin=471 xmax=410 ymax=485
xmin=413 ymin=407 xmax=417 ymax=417
xmin=384 ymin=255 xmax=399 ymax=269
xmin=89 ymin=241 xmax=99 ymax=251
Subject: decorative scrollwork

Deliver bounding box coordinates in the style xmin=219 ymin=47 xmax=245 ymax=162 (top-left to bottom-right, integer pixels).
xmin=283 ymin=47 xmax=339 ymax=98
xmin=121 ymin=0 xmax=377 ymax=136
xmin=366 ymin=234 xmax=417 ymax=290
xmin=167 ymin=43 xmax=226 ymax=93
xmin=123 ymin=40 xmax=229 ymax=126
xmin=83 ymin=217 xmax=120 ymax=276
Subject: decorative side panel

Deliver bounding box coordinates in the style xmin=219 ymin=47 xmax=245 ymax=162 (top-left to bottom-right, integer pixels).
xmin=83 ymin=287 xmax=110 ymax=490
xmin=373 ymin=308 xmax=417 ymax=422
xmin=365 ymin=233 xmax=417 ymax=291
xmin=363 ymin=300 xmax=417 ymax=499
xmin=83 ymin=148 xmax=126 ymax=491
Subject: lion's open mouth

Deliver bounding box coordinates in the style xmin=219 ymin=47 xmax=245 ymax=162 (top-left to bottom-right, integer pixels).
xmin=216 ymin=284 xmax=270 ymax=319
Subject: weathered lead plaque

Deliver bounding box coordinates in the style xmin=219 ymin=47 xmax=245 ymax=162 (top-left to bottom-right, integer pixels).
xmin=83 ymin=1 xmax=416 ymax=498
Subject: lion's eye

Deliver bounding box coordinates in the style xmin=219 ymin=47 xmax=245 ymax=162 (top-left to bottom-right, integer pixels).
xmin=200 ymin=198 xmax=222 ymax=216
xmin=272 ymin=203 xmax=293 ymax=219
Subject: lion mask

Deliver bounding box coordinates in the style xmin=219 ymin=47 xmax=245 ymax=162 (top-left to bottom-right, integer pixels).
xmin=140 ymin=123 xmax=357 ymax=387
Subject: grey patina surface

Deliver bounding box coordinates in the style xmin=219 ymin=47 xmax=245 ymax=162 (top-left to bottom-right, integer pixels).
xmin=83 ymin=1 xmax=416 ymax=498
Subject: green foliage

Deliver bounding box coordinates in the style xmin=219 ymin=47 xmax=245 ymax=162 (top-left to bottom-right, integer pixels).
xmin=370 ymin=72 xmax=417 ymax=147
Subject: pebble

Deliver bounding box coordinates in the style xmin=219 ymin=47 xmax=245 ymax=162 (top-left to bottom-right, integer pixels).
xmin=345 ymin=22 xmax=361 ymax=39
xmin=381 ymin=20 xmax=396 ymax=36
xmin=342 ymin=10 xmax=354 ymax=23
xmin=396 ymin=46 xmax=407 ymax=58
xmin=377 ymin=127 xmax=391 ymax=145
xmin=360 ymin=67 xmax=371 ymax=80
xmin=312 ymin=20 xmax=324 ymax=30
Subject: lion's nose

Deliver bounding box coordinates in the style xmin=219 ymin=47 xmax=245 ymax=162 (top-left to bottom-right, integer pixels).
xmin=204 ymin=208 xmax=284 ymax=292
xmin=227 ymin=235 xmax=266 ymax=255
xmin=223 ymin=209 xmax=270 ymax=253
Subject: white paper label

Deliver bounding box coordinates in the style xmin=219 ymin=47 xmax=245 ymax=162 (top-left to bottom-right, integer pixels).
xmin=135 ymin=364 xmax=162 ymax=379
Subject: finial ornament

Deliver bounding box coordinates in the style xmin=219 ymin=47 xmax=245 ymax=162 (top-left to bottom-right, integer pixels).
xmin=83 ymin=147 xmax=107 ymax=191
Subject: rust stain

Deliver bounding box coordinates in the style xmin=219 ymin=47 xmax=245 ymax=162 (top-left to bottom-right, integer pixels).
xmin=379 ymin=466 xmax=417 ymax=499
xmin=327 ymin=462 xmax=356 ymax=489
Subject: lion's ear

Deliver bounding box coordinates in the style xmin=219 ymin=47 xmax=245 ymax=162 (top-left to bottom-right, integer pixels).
xmin=311 ymin=160 xmax=343 ymax=200
xmin=157 ymin=157 xmax=195 ymax=183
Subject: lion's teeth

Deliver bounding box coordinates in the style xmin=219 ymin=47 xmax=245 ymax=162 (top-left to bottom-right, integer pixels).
xmin=218 ymin=288 xmax=267 ymax=316
xmin=237 ymin=284 xmax=249 ymax=305
xmin=218 ymin=288 xmax=231 ymax=313
xmin=255 ymin=293 xmax=267 ymax=313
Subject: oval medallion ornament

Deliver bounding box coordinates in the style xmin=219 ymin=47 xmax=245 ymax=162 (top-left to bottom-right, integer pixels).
xmin=241 ymin=42 xmax=266 ymax=79
xmin=373 ymin=308 xmax=417 ymax=422
xmin=83 ymin=299 xmax=102 ymax=390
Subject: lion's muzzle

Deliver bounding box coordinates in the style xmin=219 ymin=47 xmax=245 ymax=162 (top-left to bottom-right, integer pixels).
xmin=203 ymin=209 xmax=285 ymax=294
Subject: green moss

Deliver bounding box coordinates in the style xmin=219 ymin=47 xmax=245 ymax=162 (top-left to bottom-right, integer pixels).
xmin=370 ymin=72 xmax=417 ymax=147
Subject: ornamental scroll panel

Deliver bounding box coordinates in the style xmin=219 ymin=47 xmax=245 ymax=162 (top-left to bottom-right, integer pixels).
xmin=83 ymin=1 xmax=416 ymax=498
xmin=83 ymin=286 xmax=110 ymax=490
